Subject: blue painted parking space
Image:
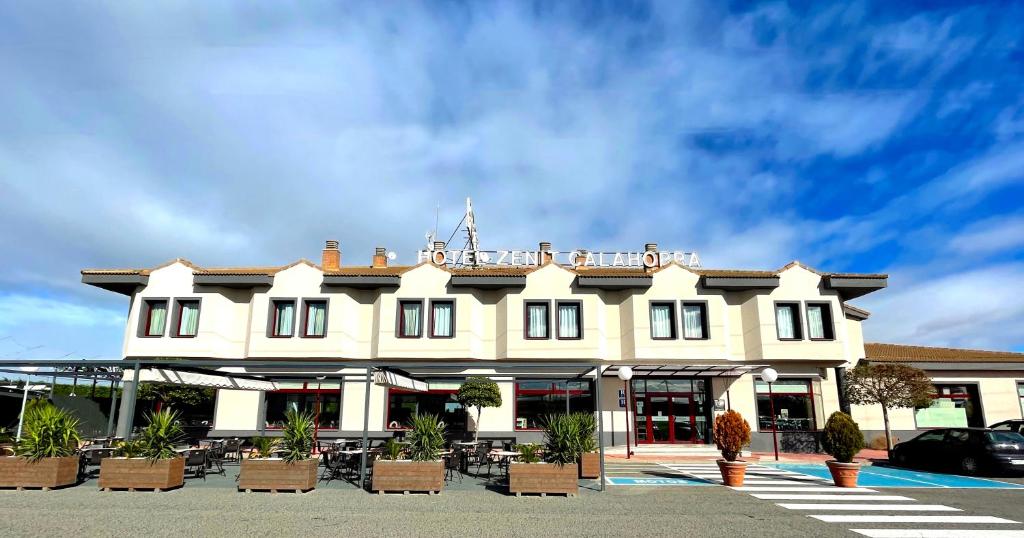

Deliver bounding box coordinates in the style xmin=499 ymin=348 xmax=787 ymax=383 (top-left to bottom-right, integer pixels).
xmin=606 ymin=477 xmax=714 ymax=486
xmin=768 ymin=463 xmax=1024 ymax=489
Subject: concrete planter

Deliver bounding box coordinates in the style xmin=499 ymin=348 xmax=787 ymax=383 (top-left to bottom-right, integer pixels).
xmin=239 ymin=458 xmax=318 ymax=493
xmin=716 ymin=459 xmax=748 ymax=487
xmin=826 ymin=460 xmax=860 ymax=488
xmin=0 ymin=456 xmax=79 ymax=490
xmin=579 ymin=452 xmax=600 ymax=479
xmin=509 ymin=463 xmax=578 ymax=497
xmin=372 ymin=460 xmax=444 ymax=494
xmin=99 ymin=457 xmax=185 ymax=491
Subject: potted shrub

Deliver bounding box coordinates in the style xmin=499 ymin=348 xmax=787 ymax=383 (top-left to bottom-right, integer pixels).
xmin=239 ymin=410 xmax=318 ymax=493
xmin=372 ymin=413 xmax=446 ymax=494
xmin=99 ymin=408 xmax=186 ymax=491
xmin=0 ymin=403 xmax=81 ymax=490
xmin=573 ymin=412 xmax=601 ymax=479
xmin=713 ymin=410 xmax=751 ymax=487
xmin=508 ymin=414 xmax=579 ymax=497
xmin=820 ymin=411 xmax=865 ymax=488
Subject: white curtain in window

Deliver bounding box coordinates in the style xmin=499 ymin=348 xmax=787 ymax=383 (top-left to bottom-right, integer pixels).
xmin=683 ymin=304 xmax=704 ymax=339
xmin=776 ymin=305 xmax=794 ymax=339
xmin=148 ymin=303 xmax=167 ymax=335
xmin=651 ymin=304 xmax=672 ymax=338
xmin=558 ymin=304 xmax=579 ymax=338
xmin=306 ymin=302 xmax=326 ymax=336
xmin=275 ymin=302 xmax=295 ymax=336
xmin=807 ymin=305 xmax=824 ymax=339
xmin=180 ymin=302 xmax=199 ymax=336
xmin=432 ymin=302 xmax=452 ymax=337
xmin=527 ymin=304 xmax=547 ymax=337
xmin=402 ymin=302 xmax=421 ymax=336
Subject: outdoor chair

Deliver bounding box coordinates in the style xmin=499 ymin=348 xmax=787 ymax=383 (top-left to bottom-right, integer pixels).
xmin=79 ymin=447 xmax=114 ymax=479
xmin=472 ymin=443 xmax=494 ymax=477
xmin=223 ymin=438 xmax=242 ymax=462
xmin=206 ymin=444 xmax=226 ymax=477
xmin=319 ymin=449 xmax=346 ymax=483
xmin=444 ymin=450 xmax=463 ymax=483
xmin=183 ymin=449 xmax=208 ymax=480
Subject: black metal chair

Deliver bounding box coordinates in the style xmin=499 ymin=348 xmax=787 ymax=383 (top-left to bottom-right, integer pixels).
xmin=222 ymin=438 xmax=242 ymax=462
xmin=79 ymin=447 xmax=114 ymax=480
xmin=319 ymin=449 xmax=346 ymax=483
xmin=184 ymin=449 xmax=208 ymax=480
xmin=206 ymin=444 xmax=226 ymax=476
xmin=472 ymin=442 xmax=495 ymax=477
xmin=444 ymin=451 xmax=463 ymax=483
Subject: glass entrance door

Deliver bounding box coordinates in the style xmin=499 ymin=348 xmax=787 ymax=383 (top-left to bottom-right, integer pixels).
xmin=648 ymin=396 xmax=672 ymax=442
xmin=639 ymin=394 xmax=698 ymax=444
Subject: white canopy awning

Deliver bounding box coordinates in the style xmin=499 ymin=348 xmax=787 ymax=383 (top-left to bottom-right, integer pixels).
xmin=374 ymin=370 xmax=428 ymax=392
xmin=125 ymin=368 xmax=277 ymax=391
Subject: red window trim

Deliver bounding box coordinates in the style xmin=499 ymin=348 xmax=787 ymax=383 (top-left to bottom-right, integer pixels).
xmin=270 ymin=300 xmax=295 ymax=338
xmin=142 ymin=300 xmax=167 ymax=337
xmin=754 ymin=379 xmax=817 ymax=433
xmin=174 ymin=300 xmax=199 ymax=338
xmin=264 ymin=386 xmax=340 ymax=431
xmin=428 ymin=300 xmax=455 ymax=339
xmin=301 ymin=300 xmax=327 ymax=339
xmin=555 ymin=301 xmax=582 ymax=340
xmin=513 ymin=381 xmax=592 ymax=431
xmin=385 ymin=387 xmax=460 ymax=430
xmin=397 ymin=300 xmax=423 ymax=338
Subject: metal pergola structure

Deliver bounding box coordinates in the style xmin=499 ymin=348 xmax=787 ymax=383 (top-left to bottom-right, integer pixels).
xmin=0 ymin=358 xmax=609 ymax=492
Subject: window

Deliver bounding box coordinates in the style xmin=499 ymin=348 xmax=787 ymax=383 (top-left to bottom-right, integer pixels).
xmin=681 ymin=302 xmax=709 ymax=339
xmin=302 ymin=300 xmax=328 ymax=338
xmin=915 ymin=384 xmax=984 ymax=428
xmin=429 ymin=300 xmax=454 ymax=338
xmin=556 ymin=301 xmax=582 ymax=339
xmin=649 ymin=302 xmax=676 ymax=339
xmin=269 ymin=300 xmax=296 ymax=337
xmin=914 ymin=430 xmax=946 ymax=442
xmin=386 ymin=387 xmax=465 ymax=431
xmin=755 ymin=379 xmax=815 ymax=431
xmin=1018 ymin=383 xmax=1024 ymax=418
xmin=515 ymin=381 xmax=593 ymax=430
xmin=525 ymin=301 xmax=550 ymax=339
xmin=775 ymin=302 xmax=802 ymax=340
xmin=264 ymin=384 xmax=340 ymax=430
xmin=141 ymin=299 xmax=168 ymax=337
xmin=397 ymin=300 xmax=423 ymax=338
xmin=806 ymin=302 xmax=834 ymax=340
xmin=173 ymin=299 xmax=200 ymax=337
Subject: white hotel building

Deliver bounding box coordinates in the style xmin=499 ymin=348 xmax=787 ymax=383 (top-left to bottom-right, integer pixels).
xmin=81 ymin=241 xmax=1024 ymax=451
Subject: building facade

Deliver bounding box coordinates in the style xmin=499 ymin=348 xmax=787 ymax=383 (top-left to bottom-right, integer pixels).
xmin=86 ymin=239 xmax=996 ymax=453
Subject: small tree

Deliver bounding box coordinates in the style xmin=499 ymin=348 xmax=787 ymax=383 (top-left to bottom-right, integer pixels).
xmin=456 ymin=377 xmax=502 ymax=443
xmin=713 ymin=410 xmax=751 ymax=462
xmin=820 ymin=412 xmax=865 ymax=463
xmin=844 ymin=362 xmax=933 ymax=453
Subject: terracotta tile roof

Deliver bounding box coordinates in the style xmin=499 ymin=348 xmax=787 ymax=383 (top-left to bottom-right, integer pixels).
xmin=865 ymin=342 xmax=1024 ymax=363
xmin=323 ymin=266 xmax=415 ymax=276
xmin=193 ymin=267 xmax=284 ymax=276
xmin=695 ymin=269 xmax=779 ymax=278
xmin=81 ymin=268 xmax=148 ymax=276
xmin=828 ymin=273 xmax=888 ymax=279
xmin=574 ymin=267 xmax=652 ymax=277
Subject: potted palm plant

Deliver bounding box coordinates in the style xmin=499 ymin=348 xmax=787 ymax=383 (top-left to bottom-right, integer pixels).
xmin=372 ymin=413 xmax=446 ymax=495
xmin=0 ymin=403 xmax=81 ymax=490
xmin=239 ymin=410 xmax=318 ymax=493
xmin=713 ymin=410 xmax=751 ymax=487
xmin=99 ymin=408 xmax=186 ymax=491
xmin=573 ymin=412 xmax=601 ymax=479
xmin=508 ymin=414 xmax=579 ymax=497
xmin=820 ymin=411 xmax=865 ymax=488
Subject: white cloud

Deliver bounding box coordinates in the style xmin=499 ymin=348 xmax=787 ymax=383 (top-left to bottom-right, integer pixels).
xmin=947 ymin=215 xmax=1024 ymax=255
xmin=0 ymin=294 xmax=125 ymax=329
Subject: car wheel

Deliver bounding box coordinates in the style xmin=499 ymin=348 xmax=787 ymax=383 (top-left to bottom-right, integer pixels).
xmin=960 ymin=456 xmax=978 ymax=475
xmin=894 ymin=450 xmax=908 ymax=467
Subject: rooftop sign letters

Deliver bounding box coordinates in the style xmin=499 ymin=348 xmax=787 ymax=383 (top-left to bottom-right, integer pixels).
xmin=416 ymin=249 xmax=701 ymax=268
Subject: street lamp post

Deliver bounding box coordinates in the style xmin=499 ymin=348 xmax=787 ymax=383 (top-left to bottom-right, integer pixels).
xmin=761 ymin=368 xmax=780 ymax=461
xmin=617 ymin=367 xmax=634 ymax=459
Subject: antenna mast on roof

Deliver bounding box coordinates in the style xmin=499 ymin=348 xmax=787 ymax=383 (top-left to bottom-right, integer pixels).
xmin=463 ymin=197 xmax=481 ymax=266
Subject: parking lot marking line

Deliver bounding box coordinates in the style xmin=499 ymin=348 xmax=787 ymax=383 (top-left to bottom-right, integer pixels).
xmin=850 ymin=530 xmax=1024 ymax=538
xmin=780 ymin=503 xmax=960 ymax=511
xmin=811 ymin=515 xmax=1018 ymax=524
xmin=753 ymin=494 xmax=913 ymax=501
xmin=732 ymin=487 xmax=878 ymax=492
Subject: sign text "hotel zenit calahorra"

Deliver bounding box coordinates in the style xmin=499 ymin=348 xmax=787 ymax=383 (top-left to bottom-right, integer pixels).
xmin=417 ymin=249 xmax=701 ymax=269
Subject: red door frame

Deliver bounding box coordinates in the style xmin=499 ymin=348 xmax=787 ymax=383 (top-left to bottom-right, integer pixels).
xmin=636 ymin=392 xmax=700 ymax=444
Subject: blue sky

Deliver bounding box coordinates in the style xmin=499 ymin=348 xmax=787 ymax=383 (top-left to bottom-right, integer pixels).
xmin=1 ymin=1 xmax=1022 ymax=360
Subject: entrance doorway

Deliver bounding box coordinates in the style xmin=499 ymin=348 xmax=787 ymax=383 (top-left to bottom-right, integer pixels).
xmin=632 ymin=378 xmax=710 ymax=444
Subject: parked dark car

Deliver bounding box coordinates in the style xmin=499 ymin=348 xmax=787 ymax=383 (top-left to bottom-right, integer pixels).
xmin=989 ymin=420 xmax=1024 ymax=436
xmin=891 ymin=428 xmax=1024 ymax=476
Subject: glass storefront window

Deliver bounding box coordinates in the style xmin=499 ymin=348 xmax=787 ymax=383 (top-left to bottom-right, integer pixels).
xmin=386 ymin=389 xmax=466 ymax=431
xmin=755 ymin=379 xmax=815 ymax=431
xmin=915 ymin=384 xmax=984 ymax=428
xmin=265 ymin=391 xmax=340 ymax=430
xmin=514 ymin=380 xmax=593 ymax=430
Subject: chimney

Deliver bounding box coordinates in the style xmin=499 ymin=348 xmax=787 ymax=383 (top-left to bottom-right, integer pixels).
xmin=539 ymin=241 xmax=552 ymax=264
xmin=322 ymin=240 xmax=341 ymax=271
xmin=373 ymin=247 xmax=388 ymax=268
xmin=574 ymin=249 xmax=589 ymax=270
xmin=643 ymin=242 xmax=659 ymax=271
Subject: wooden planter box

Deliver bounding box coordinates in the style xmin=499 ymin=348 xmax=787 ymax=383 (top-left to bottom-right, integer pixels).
xmin=579 ymin=452 xmax=600 ymax=479
xmin=371 ymin=460 xmax=444 ymax=494
xmin=238 ymin=459 xmax=318 ymax=493
xmin=509 ymin=463 xmax=578 ymax=497
xmin=0 ymin=456 xmax=79 ymax=490
xmin=99 ymin=457 xmax=185 ymax=491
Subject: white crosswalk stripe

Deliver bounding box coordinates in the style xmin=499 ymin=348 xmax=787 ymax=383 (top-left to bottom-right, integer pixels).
xmin=850 ymin=530 xmax=1024 ymax=537
xmin=812 ymin=515 xmax=1019 ymax=524
xmin=779 ymin=504 xmax=960 ymax=511
xmin=752 ymin=494 xmax=913 ymax=501
xmin=733 ymin=487 xmax=878 ymax=492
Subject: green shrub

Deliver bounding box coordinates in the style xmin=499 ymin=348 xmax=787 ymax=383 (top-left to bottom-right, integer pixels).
xmin=406 ymin=413 xmax=446 ymax=461
xmin=114 ymin=439 xmax=146 ymax=458
xmin=139 ymin=408 xmax=185 ymax=461
xmin=820 ymin=412 xmax=865 ymax=463
xmin=249 ymin=436 xmax=279 ymax=459
xmin=713 ymin=410 xmax=751 ymax=462
xmin=543 ymin=414 xmax=581 ymax=466
xmin=14 ymin=404 xmax=81 ymax=462
xmin=381 ymin=438 xmax=405 ymax=461
xmin=573 ymin=412 xmax=598 ymax=454
xmin=456 ymin=377 xmax=502 ymax=443
xmin=280 ymin=409 xmax=314 ymax=463
xmin=515 ymin=443 xmax=542 ymax=464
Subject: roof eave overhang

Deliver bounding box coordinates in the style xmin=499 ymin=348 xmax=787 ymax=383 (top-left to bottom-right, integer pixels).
xmin=193 ymin=274 xmax=274 ymax=287
xmin=701 ymin=276 xmax=780 ymax=291
xmin=449 ymin=276 xmax=526 ymax=289
xmin=869 ymin=360 xmax=1024 ymax=371
xmin=322 ymin=275 xmax=401 ymax=289
xmin=842 ymin=305 xmax=870 ymax=321
xmin=575 ymin=276 xmax=653 ymax=290
xmin=826 ymin=277 xmax=887 ymax=299
xmin=81 ymin=274 xmax=148 ymax=295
